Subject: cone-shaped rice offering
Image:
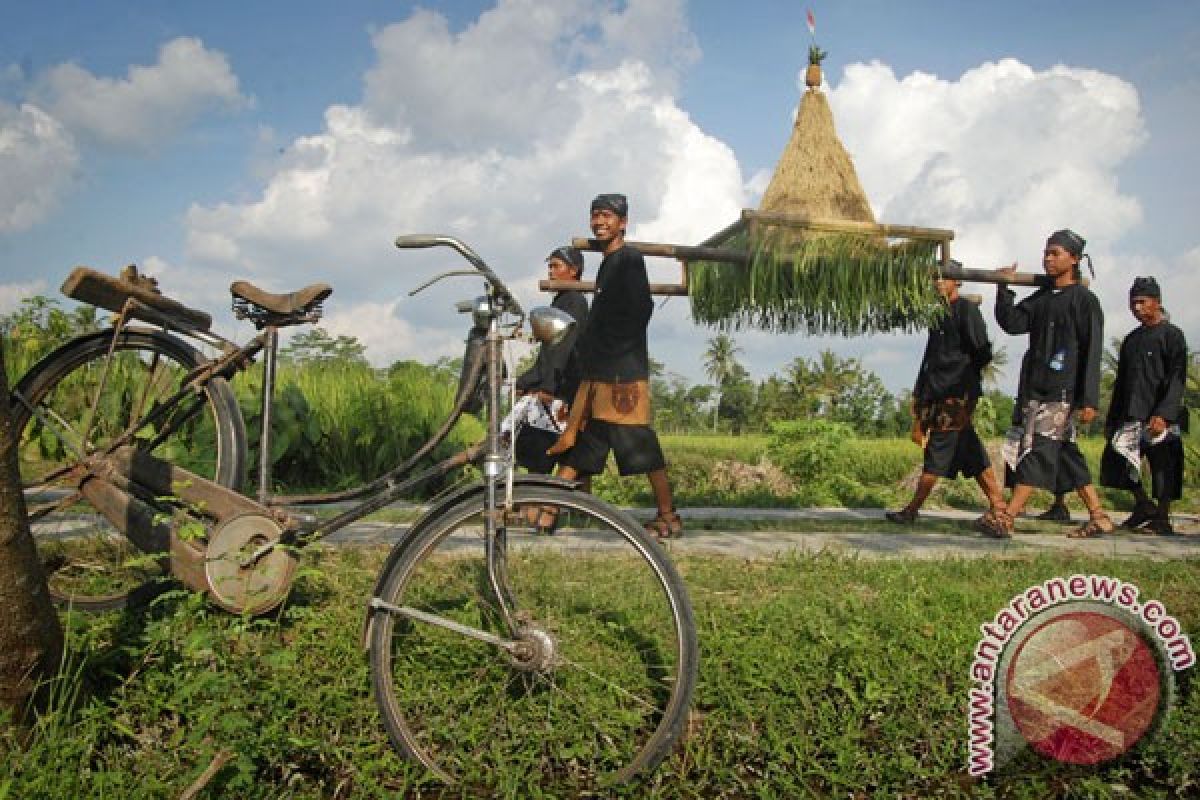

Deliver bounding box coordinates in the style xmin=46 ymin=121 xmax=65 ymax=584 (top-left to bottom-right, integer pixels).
xmin=688 ymin=60 xmax=947 ymax=335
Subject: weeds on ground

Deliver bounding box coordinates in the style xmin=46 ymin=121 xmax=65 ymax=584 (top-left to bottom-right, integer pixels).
xmin=1 ymin=550 xmax=1196 ymax=798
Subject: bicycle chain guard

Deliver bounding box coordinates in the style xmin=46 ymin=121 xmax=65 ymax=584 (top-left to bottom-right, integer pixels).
xmin=204 ymin=513 xmax=298 ymax=615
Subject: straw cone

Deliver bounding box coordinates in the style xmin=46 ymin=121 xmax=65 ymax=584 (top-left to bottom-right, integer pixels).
xmin=758 ymin=90 xmax=875 ymax=223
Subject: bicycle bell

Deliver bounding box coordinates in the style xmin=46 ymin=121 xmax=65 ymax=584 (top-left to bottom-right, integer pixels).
xmin=529 ymin=306 xmax=575 ymax=345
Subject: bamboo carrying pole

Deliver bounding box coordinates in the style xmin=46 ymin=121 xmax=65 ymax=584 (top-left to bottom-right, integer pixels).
xmin=538 ymin=237 xmax=1053 ymax=294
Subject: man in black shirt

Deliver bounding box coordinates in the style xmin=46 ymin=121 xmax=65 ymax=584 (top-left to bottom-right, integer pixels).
xmin=547 ymin=194 xmax=682 ymax=539
xmin=510 ymin=246 xmax=589 ymax=477
xmin=886 ymin=272 xmax=1006 ymax=527
xmin=1099 ymin=276 xmax=1189 ymax=535
xmin=982 ymin=228 xmax=1112 ymax=539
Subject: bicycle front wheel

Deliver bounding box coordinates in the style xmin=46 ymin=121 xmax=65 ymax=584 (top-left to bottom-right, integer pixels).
xmin=368 ymin=484 xmax=697 ymax=791
xmin=10 ymin=329 xmax=246 ymax=611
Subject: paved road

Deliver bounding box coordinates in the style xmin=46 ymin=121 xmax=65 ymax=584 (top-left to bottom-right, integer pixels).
xmin=317 ymin=506 xmax=1200 ymax=561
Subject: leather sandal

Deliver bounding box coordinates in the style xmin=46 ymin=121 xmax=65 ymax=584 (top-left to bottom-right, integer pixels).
xmin=977 ymin=508 xmax=1013 ymax=539
xmin=535 ymin=506 xmax=561 ymax=536
xmin=1068 ymin=512 xmax=1114 ymax=539
xmin=645 ymin=510 xmax=684 ymax=540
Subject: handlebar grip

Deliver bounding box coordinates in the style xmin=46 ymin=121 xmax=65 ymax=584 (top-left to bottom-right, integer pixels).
xmin=394 ymin=234 xmax=444 ymax=249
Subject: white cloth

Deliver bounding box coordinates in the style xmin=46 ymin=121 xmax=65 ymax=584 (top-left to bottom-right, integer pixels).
xmin=1111 ymin=420 xmax=1182 ymax=473
xmin=500 ymin=394 xmax=565 ymax=437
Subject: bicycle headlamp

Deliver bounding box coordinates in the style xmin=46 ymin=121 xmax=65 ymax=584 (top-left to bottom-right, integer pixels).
xmin=529 ymin=306 xmax=575 ymax=346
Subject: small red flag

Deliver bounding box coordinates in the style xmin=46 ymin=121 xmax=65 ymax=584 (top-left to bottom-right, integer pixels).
xmin=806 ymin=9 xmax=816 ymax=35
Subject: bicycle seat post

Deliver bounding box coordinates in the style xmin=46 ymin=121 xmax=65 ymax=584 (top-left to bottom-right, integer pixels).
xmin=257 ymin=325 xmax=280 ymax=505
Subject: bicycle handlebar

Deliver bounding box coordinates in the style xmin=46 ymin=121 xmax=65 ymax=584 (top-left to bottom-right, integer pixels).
xmin=395 ymin=234 xmax=523 ymax=317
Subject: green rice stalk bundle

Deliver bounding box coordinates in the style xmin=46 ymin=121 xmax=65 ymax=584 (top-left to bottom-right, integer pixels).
xmin=688 ymin=228 xmax=945 ymax=335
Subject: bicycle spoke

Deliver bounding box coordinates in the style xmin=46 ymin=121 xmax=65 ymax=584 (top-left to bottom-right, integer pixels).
xmin=369 ymin=486 xmax=695 ymax=791
xmin=13 ymin=329 xmax=243 ymax=611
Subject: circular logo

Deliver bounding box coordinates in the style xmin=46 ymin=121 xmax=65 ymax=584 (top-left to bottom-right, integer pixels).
xmin=1003 ymin=608 xmax=1164 ymax=765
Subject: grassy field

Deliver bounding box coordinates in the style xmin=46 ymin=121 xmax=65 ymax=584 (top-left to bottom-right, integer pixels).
xmin=3 ymin=548 xmax=1197 ymax=798
xmin=599 ymin=434 xmax=1200 ymax=516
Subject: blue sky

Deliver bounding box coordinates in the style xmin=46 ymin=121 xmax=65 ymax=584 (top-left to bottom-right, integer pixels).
xmin=3 ymin=0 xmax=1198 ymax=394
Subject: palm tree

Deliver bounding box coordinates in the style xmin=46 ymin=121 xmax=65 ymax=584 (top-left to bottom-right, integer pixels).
xmin=703 ymin=335 xmax=742 ymax=387
xmin=703 ymin=335 xmax=742 ymax=432
xmin=810 ymin=349 xmax=857 ymax=413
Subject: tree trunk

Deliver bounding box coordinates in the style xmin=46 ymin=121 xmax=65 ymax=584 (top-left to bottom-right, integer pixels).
xmin=0 ymin=339 xmax=63 ymax=716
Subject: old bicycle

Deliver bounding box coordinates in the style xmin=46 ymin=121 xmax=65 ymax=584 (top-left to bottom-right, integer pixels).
xmin=9 ymin=234 xmax=698 ymax=785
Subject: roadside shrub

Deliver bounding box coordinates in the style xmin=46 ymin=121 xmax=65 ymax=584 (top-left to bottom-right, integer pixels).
xmin=766 ymin=419 xmax=857 ymax=483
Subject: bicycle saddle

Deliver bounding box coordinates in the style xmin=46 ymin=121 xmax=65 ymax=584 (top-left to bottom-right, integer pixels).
xmin=229 ymin=281 xmax=333 ymax=314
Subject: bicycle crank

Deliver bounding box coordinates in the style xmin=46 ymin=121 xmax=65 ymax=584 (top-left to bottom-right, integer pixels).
xmin=204 ymin=514 xmax=298 ymax=615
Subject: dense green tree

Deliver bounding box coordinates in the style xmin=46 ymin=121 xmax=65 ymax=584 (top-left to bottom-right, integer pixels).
xmin=717 ymin=364 xmax=755 ymax=434
xmin=2 ymin=295 xmax=101 ymax=384
xmin=280 ymin=327 xmax=368 ymax=365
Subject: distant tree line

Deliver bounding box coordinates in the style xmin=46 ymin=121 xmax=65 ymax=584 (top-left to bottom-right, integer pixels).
xmin=5 ymin=297 xmax=1197 ymax=443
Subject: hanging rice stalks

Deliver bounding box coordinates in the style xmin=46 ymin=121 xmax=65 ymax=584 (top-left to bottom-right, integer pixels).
xmin=689 ymin=63 xmax=945 ymax=335
xmin=688 ymin=225 xmax=945 ymax=335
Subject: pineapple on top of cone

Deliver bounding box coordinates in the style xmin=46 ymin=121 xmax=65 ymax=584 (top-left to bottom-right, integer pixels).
xmin=806 ymin=44 xmax=826 ymax=89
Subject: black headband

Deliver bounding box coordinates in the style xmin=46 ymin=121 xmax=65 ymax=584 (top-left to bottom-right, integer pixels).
xmin=546 ymin=245 xmax=584 ymax=273
xmin=590 ymin=193 xmax=628 ymax=217
xmin=1047 ymin=229 xmax=1086 ymax=257
xmin=1130 ymin=276 xmax=1161 ymax=299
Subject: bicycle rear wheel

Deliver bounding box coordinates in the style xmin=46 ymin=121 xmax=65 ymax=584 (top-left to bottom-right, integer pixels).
xmin=368 ymin=484 xmax=697 ymax=791
xmin=10 ymin=329 xmax=245 ymax=611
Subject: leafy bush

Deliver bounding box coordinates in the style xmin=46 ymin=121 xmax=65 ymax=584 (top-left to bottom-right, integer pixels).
xmin=235 ymin=359 xmax=483 ymax=494
xmin=766 ymin=419 xmax=857 ymax=483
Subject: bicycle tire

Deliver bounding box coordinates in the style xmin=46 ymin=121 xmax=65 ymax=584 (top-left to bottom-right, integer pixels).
xmin=367 ymin=484 xmax=698 ymax=791
xmin=10 ymin=329 xmax=246 ymax=611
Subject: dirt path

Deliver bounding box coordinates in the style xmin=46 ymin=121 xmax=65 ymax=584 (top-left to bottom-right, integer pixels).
xmin=318 ymin=506 xmax=1200 ymax=561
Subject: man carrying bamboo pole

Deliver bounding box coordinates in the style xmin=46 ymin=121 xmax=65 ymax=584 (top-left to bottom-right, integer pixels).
xmin=981 ymin=229 xmax=1112 ymax=539
xmin=1098 ymin=276 xmax=1189 ymax=535
xmin=547 ymin=194 xmax=682 ymax=539
xmin=885 ymin=271 xmax=1006 ymax=527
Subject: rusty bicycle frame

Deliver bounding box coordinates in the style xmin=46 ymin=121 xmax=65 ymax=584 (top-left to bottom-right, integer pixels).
xmin=20 ymin=234 xmax=574 ymax=618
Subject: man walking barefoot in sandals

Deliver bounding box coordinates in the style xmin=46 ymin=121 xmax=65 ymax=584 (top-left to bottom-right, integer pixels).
xmin=1099 ymin=276 xmax=1189 ymax=536
xmin=547 ymin=194 xmax=683 ymax=540
xmin=980 ymin=229 xmax=1113 ymax=539
xmin=885 ymin=271 xmax=1006 ymax=526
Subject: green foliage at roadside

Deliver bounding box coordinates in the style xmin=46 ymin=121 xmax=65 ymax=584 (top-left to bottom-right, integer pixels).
xmin=592 ymin=431 xmax=1200 ymax=514
xmin=1 ymin=296 xmax=100 ymax=386
xmin=234 ymin=359 xmax=483 ymax=493
xmin=3 ymin=550 xmax=1196 ymax=798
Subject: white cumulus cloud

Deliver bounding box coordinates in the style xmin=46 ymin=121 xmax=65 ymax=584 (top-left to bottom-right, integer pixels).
xmin=828 ymin=58 xmax=1146 ymax=270
xmin=182 ymin=0 xmax=744 ymax=367
xmin=749 ymin=56 xmax=1161 ymax=392
xmin=0 ymin=278 xmax=49 ymax=315
xmin=30 ymin=37 xmax=249 ymax=150
xmin=0 ymin=102 xmax=79 ymax=233
xmin=171 ymin=9 xmax=1171 ymax=389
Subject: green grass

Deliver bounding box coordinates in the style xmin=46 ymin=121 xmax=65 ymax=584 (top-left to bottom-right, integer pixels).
xmin=660 ymin=433 xmax=770 ymax=463
xmin=3 ymin=549 xmax=1197 ymax=798
xmin=593 ymin=434 xmax=1200 ymax=515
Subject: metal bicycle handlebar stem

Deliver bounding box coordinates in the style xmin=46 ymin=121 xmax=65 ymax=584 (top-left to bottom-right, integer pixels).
xmin=395 ymin=234 xmax=524 ymax=317
xmin=396 ymin=232 xmax=522 ymax=633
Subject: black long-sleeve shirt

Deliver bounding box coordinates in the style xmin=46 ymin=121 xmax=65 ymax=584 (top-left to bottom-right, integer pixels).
xmin=574 ymin=245 xmax=653 ymax=382
xmin=996 ymin=282 xmax=1104 ymax=410
xmin=1105 ymin=320 xmax=1188 ymax=428
xmin=914 ymin=296 xmax=993 ymax=403
xmin=515 ymin=290 xmax=588 ymax=398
